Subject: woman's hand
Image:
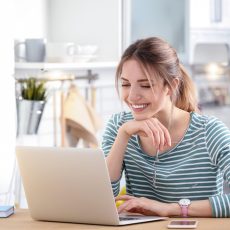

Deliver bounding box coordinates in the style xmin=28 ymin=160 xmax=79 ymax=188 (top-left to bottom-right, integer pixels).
xmin=116 ymin=195 xmax=176 ymax=217
xmin=119 ymin=118 xmax=171 ymax=150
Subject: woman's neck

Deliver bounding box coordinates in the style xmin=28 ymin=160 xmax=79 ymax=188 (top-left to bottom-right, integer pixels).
xmin=155 ymin=107 xmax=190 ymax=136
xmin=140 ymin=108 xmax=190 ymax=156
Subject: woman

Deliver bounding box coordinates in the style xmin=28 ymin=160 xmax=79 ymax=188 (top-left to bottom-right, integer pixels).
xmin=102 ymin=37 xmax=230 ymax=217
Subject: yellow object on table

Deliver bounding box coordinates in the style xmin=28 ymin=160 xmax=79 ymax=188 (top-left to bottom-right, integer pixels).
xmin=116 ymin=200 xmax=125 ymax=207
xmin=116 ymin=186 xmax=126 ymax=207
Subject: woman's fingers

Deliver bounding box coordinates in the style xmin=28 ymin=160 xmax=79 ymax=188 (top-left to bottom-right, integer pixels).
xmin=116 ymin=195 xmax=138 ymax=213
xmin=124 ymin=118 xmax=171 ymax=149
xmin=117 ymin=198 xmax=147 ymax=214
xmin=117 ymin=199 xmax=137 ymax=213
xmin=145 ymin=119 xmax=168 ymax=150
xmin=117 ymin=197 xmax=168 ymax=216
xmin=145 ymin=120 xmax=160 ymax=147
xmin=146 ymin=120 xmax=164 ymax=149
xmin=157 ymin=121 xmax=171 ymax=147
xmin=143 ymin=122 xmax=155 ymax=145
xmin=115 ymin=194 xmax=135 ymax=201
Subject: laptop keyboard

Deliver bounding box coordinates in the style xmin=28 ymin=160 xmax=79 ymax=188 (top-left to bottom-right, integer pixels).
xmin=119 ymin=216 xmax=140 ymax=221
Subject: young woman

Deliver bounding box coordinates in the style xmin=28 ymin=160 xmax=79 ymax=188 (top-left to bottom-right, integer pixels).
xmin=102 ymin=37 xmax=230 ymax=217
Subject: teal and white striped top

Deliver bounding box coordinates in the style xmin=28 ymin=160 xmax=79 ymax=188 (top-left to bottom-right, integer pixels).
xmin=102 ymin=111 xmax=230 ymax=217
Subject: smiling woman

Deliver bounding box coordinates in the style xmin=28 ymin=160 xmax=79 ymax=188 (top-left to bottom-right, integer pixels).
xmin=119 ymin=59 xmax=170 ymax=121
xmin=102 ymin=37 xmax=230 ymax=218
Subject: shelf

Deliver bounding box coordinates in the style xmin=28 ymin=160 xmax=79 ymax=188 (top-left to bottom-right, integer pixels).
xmin=15 ymin=61 xmax=118 ymax=71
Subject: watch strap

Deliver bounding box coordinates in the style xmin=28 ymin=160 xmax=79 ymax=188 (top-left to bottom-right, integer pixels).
xmin=181 ymin=205 xmax=188 ymax=217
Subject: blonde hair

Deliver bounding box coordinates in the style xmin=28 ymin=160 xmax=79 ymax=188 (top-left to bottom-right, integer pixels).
xmin=116 ymin=37 xmax=199 ymax=112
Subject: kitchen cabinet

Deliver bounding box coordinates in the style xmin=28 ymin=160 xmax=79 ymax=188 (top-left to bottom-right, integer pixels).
xmin=189 ymin=0 xmax=230 ymax=128
xmin=196 ymin=64 xmax=230 ymax=129
xmin=189 ymin=29 xmax=230 ymax=63
xmin=190 ymin=0 xmax=230 ymax=29
xmin=189 ymin=0 xmax=230 ymax=63
xmin=190 ymin=42 xmax=230 ymax=128
xmin=191 ymin=59 xmax=230 ymax=128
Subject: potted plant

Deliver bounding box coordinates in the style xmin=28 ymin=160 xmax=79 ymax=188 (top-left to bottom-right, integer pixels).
xmin=16 ymin=77 xmax=47 ymax=135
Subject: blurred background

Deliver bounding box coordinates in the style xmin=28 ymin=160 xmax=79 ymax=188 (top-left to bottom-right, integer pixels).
xmin=1 ymin=0 xmax=230 ymax=207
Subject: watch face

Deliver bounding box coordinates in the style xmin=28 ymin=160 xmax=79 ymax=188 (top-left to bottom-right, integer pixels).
xmin=179 ymin=198 xmax=191 ymax=206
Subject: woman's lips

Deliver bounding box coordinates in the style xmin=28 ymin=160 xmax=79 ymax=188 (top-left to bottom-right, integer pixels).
xmin=130 ymin=103 xmax=149 ymax=112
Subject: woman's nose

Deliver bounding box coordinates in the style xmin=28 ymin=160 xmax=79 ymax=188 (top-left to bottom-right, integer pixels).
xmin=128 ymin=87 xmax=142 ymax=101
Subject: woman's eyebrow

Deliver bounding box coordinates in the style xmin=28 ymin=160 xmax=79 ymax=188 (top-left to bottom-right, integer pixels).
xmin=121 ymin=77 xmax=153 ymax=83
xmin=120 ymin=77 xmax=129 ymax=81
xmin=137 ymin=79 xmax=152 ymax=83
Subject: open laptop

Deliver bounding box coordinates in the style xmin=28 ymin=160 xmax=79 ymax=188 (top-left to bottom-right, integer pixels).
xmin=16 ymin=146 xmax=167 ymax=226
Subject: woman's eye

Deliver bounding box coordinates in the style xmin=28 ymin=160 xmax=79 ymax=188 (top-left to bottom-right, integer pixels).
xmin=121 ymin=84 xmax=130 ymax=87
xmin=141 ymin=85 xmax=151 ymax=88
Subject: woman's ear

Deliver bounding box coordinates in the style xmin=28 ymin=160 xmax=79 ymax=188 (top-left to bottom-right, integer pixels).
xmin=168 ymin=78 xmax=180 ymax=96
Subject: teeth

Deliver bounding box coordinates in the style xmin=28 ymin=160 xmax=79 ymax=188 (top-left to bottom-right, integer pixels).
xmin=132 ymin=104 xmax=147 ymax=109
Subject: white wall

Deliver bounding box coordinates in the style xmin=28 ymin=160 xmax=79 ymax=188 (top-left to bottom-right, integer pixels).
xmin=14 ymin=0 xmax=47 ymax=39
xmin=0 ymin=0 xmax=16 ymax=205
xmin=47 ymin=0 xmax=121 ymax=61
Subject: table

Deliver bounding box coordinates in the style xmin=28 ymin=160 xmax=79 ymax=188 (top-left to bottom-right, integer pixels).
xmin=1 ymin=209 xmax=229 ymax=230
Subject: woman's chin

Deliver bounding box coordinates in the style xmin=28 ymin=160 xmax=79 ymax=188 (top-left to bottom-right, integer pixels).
xmin=132 ymin=113 xmax=151 ymax=121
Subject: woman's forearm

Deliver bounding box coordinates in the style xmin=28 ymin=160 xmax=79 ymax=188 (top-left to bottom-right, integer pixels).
xmin=168 ymin=199 xmax=212 ymax=217
xmin=106 ymin=127 xmax=130 ymax=182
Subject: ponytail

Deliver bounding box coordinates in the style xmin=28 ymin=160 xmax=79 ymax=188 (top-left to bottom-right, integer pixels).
xmin=175 ymin=64 xmax=199 ymax=112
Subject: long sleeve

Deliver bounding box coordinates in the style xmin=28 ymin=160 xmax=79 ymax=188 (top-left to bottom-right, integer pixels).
xmin=206 ymin=117 xmax=230 ymax=217
xmin=101 ymin=113 xmax=125 ymax=196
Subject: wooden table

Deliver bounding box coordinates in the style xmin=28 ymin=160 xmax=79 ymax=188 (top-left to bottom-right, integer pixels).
xmin=1 ymin=209 xmax=229 ymax=230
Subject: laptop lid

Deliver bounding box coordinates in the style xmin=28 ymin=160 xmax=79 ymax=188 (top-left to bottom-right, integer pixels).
xmin=16 ymin=146 xmax=167 ymax=225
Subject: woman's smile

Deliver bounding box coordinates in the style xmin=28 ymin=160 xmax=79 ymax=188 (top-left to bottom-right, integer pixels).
xmin=129 ymin=103 xmax=149 ymax=113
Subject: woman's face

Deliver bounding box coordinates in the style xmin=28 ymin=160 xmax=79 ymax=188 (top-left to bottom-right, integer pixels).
xmin=120 ymin=59 xmax=171 ymax=120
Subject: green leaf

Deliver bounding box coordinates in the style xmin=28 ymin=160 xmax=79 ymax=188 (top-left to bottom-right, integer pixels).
xmin=21 ymin=77 xmax=47 ymax=101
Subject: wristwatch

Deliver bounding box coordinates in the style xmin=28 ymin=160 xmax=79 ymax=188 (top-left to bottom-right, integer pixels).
xmin=179 ymin=198 xmax=191 ymax=217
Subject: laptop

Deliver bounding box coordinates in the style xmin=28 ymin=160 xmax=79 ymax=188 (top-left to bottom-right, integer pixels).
xmin=16 ymin=146 xmax=167 ymax=226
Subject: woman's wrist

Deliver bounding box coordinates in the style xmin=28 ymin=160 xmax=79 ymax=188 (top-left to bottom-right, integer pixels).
xmin=167 ymin=203 xmax=181 ymax=217
xmin=118 ymin=125 xmax=131 ymax=141
xmin=166 ymin=200 xmax=212 ymax=217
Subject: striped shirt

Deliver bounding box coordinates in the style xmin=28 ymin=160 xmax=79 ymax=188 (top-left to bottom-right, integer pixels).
xmin=102 ymin=111 xmax=230 ymax=217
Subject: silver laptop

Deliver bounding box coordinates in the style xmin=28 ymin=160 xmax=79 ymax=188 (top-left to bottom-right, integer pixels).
xmin=16 ymin=146 xmax=167 ymax=226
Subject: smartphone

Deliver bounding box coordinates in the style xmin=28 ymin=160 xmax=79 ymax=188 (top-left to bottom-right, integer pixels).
xmin=167 ymin=220 xmax=198 ymax=229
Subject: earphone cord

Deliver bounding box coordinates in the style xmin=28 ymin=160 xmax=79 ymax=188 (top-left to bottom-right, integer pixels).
xmin=153 ymin=149 xmax=160 ymax=188
xmin=131 ymin=149 xmax=160 ymax=189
